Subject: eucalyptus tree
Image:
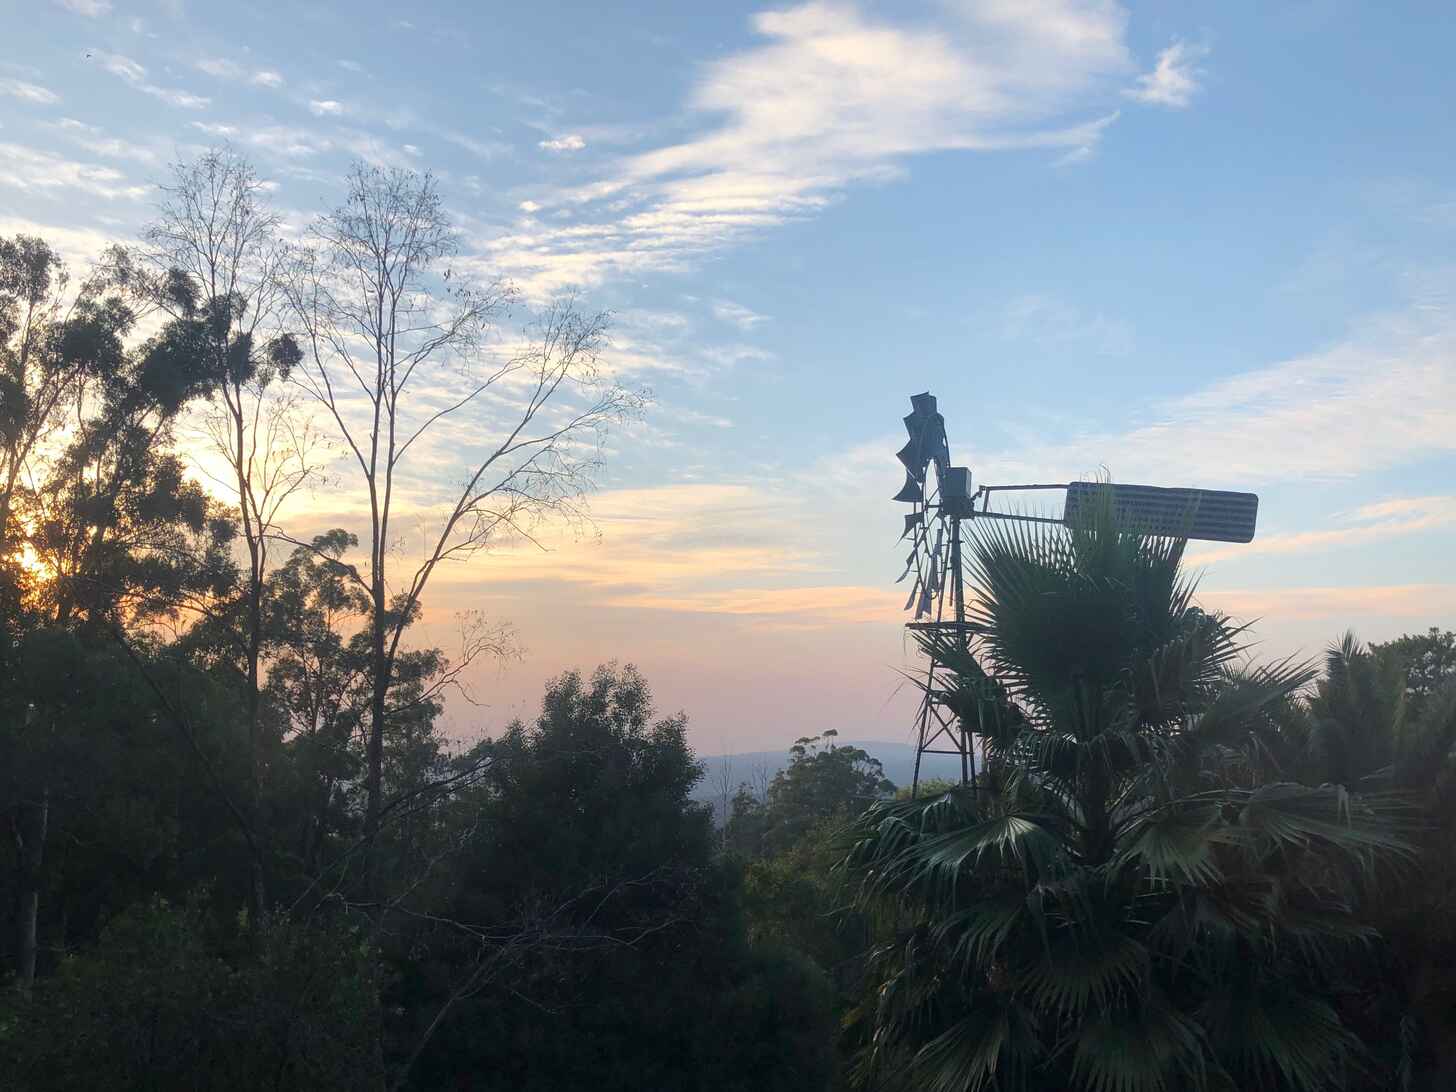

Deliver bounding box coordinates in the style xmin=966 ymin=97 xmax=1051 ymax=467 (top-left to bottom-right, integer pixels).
xmin=0 ymin=236 xmax=132 ymax=569
xmin=843 ymin=516 xmax=1413 ymax=1092
xmin=105 ymin=147 xmax=320 ymax=919
xmin=282 ymin=163 xmax=641 ymax=901
xmin=398 ymin=665 xmax=838 ymax=1092
xmin=1 ymin=233 xmax=242 ymax=987
xmin=2 ymin=236 xmax=132 ymax=989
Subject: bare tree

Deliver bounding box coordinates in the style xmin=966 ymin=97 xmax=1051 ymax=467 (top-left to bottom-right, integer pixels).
xmin=127 ymin=147 xmax=323 ymax=921
xmin=282 ymin=163 xmax=641 ymax=900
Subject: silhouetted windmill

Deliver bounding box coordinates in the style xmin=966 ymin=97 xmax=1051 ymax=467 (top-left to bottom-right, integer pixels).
xmin=892 ymin=391 xmax=1259 ymax=795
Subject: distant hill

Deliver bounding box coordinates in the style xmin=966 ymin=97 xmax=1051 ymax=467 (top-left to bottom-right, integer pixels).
xmin=691 ymin=739 xmax=976 ymax=823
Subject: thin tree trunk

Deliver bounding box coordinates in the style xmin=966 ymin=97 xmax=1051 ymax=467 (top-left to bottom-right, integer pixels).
xmin=234 ymin=378 xmax=269 ymax=927
xmin=363 ymin=586 xmax=388 ymax=907
xmin=246 ymin=578 xmax=267 ymax=923
xmin=16 ymin=782 xmax=48 ymax=991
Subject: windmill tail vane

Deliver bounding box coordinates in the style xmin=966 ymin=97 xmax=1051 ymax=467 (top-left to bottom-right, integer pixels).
xmin=889 ymin=390 xmax=1261 ymax=796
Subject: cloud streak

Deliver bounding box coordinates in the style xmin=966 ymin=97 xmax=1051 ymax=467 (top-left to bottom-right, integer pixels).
xmin=54 ymin=0 xmax=111 ymax=15
xmin=480 ymin=0 xmax=1136 ymax=294
xmin=1200 ymin=583 xmax=1456 ymax=624
xmin=1187 ymin=495 xmax=1456 ymax=566
xmin=962 ymin=308 xmax=1456 ymax=488
xmin=712 ymin=300 xmax=770 ymax=330
xmin=194 ymin=58 xmax=286 ymax=89
xmin=1124 ymin=41 xmax=1208 ymax=108
xmin=1 ymin=77 xmax=60 ymax=105
xmin=93 ymin=50 xmax=210 ymax=109
xmin=44 ymin=118 xmax=159 ymax=164
xmin=539 ymin=133 xmax=586 ymax=152
xmin=0 ymin=142 xmax=149 ymax=200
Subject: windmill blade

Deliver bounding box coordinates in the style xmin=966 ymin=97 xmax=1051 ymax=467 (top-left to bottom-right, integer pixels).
xmin=904 ymin=576 xmax=921 ymax=611
xmin=892 ymin=472 xmax=922 ymax=503
xmin=916 ymin=581 xmax=934 ymax=619
xmin=895 ymin=551 xmax=916 ymax=583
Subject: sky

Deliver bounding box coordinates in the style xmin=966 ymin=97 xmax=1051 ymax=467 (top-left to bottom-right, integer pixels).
xmin=4 ymin=0 xmax=1455 ymax=753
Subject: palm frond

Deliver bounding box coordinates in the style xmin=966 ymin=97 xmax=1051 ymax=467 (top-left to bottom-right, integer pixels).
xmin=1065 ymin=996 xmax=1208 ymax=1092
xmin=908 ymin=998 xmax=1044 ymax=1092
xmin=1199 ymin=985 xmax=1359 ymax=1092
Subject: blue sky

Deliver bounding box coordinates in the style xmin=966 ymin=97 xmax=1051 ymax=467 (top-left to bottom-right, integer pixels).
xmin=5 ymin=0 xmax=1454 ymax=750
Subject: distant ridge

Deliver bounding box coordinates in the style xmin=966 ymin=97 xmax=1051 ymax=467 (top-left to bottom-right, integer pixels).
xmin=691 ymin=739 xmax=975 ymax=820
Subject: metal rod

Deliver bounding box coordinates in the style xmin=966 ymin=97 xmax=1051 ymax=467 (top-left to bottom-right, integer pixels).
xmin=973 ymin=510 xmax=1065 ymax=526
xmin=979 ymin=483 xmax=1070 ymax=492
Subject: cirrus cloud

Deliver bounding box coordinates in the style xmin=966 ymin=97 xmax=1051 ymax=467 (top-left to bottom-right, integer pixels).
xmin=482 ymin=1 xmax=1138 ymax=295
xmin=1124 ymin=40 xmax=1208 ymax=108
xmin=92 ymin=50 xmax=210 ymax=109
xmin=1 ymin=77 xmax=60 ymax=105
xmin=539 ymin=133 xmax=586 ymax=152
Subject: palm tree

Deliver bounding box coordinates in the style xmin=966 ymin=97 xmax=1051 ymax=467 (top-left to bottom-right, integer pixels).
xmin=842 ymin=514 xmax=1413 ymax=1092
xmin=1288 ymin=633 xmax=1456 ymax=1089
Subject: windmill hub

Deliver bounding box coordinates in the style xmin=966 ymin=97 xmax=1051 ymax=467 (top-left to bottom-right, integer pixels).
xmin=890 ymin=390 xmax=1261 ymax=795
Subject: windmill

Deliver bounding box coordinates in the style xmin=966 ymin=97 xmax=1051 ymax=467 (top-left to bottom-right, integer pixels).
xmin=892 ymin=391 xmax=1260 ymax=796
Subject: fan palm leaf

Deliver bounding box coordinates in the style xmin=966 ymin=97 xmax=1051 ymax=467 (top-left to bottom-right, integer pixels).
xmin=843 ymin=507 xmax=1413 ymax=1091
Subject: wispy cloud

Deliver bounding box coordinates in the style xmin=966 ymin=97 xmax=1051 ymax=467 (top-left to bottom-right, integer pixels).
xmin=1199 ymin=583 xmax=1456 ymax=624
xmin=193 ymin=120 xmax=318 ymax=157
xmin=189 ymin=118 xmax=420 ymax=170
xmin=0 ymin=142 xmax=149 ymax=200
xmin=93 ymin=50 xmax=210 ymax=109
xmin=195 ymin=57 xmax=241 ymax=79
xmin=1124 ymin=40 xmax=1208 ymax=109
xmin=1003 ymin=293 xmax=1133 ymax=355
xmin=54 ymin=0 xmax=111 ymax=15
xmin=712 ymin=300 xmax=770 ymax=330
xmin=44 ymin=117 xmax=159 ymax=164
xmin=539 ymin=133 xmax=586 ymax=152
xmin=193 ymin=58 xmax=285 ymax=89
xmin=965 ymin=307 xmax=1456 ymax=488
xmin=1187 ymin=495 xmax=1456 ymax=566
xmin=418 ymin=483 xmax=819 ymax=593
xmin=0 ymin=214 xmax=119 ymax=267
xmin=1 ymin=77 xmax=60 ymax=105
xmin=481 ymin=0 xmax=1136 ymax=294
xmin=308 ymin=99 xmax=346 ymax=116
xmin=607 ymin=584 xmax=896 ymax=626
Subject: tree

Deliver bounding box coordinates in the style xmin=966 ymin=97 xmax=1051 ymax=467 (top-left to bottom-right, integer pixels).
xmin=2 ymin=233 xmax=240 ymax=989
xmin=842 ymin=516 xmax=1412 ymax=1092
xmin=395 ymin=664 xmax=838 ymax=1092
xmin=726 ymin=731 xmax=893 ymax=858
xmin=258 ymin=531 xmax=372 ymax=882
xmin=1288 ymin=632 xmax=1456 ymax=1088
xmin=118 ymin=147 xmax=319 ymax=921
xmin=1373 ymin=627 xmax=1456 ymax=723
xmin=281 ymin=164 xmax=641 ymax=901
xmin=0 ymin=896 xmax=381 ymax=1090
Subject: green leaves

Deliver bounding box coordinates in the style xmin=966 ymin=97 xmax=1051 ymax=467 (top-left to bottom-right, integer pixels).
xmin=843 ymin=512 xmax=1414 ymax=1091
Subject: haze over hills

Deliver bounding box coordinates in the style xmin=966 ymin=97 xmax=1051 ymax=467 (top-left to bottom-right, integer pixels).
xmin=692 ymin=739 xmax=975 ymax=821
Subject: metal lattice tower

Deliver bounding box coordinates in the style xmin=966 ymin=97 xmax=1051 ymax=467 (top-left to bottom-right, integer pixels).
xmin=889 ymin=390 xmax=1261 ymax=797
xmin=891 ymin=394 xmax=978 ymax=795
